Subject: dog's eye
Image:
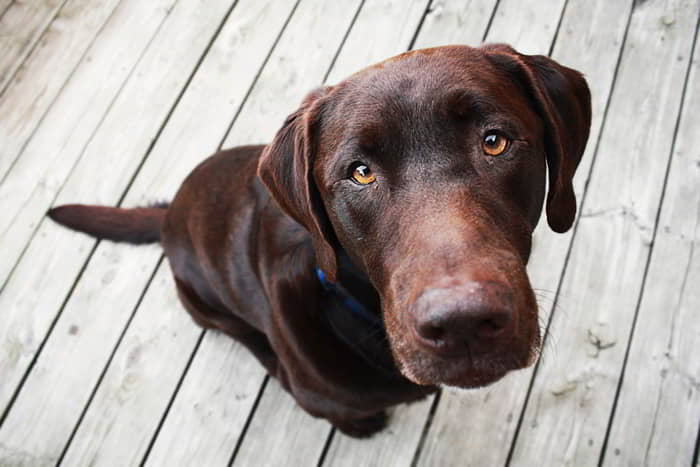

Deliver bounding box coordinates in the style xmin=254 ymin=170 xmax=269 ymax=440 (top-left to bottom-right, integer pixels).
xmin=482 ymin=132 xmax=509 ymax=156
xmin=350 ymin=163 xmax=376 ymax=185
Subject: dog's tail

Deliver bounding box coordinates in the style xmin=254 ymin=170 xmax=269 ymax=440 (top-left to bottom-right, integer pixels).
xmin=47 ymin=202 xmax=168 ymax=244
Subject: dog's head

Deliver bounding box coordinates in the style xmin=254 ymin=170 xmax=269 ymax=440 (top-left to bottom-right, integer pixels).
xmin=258 ymin=45 xmax=591 ymax=388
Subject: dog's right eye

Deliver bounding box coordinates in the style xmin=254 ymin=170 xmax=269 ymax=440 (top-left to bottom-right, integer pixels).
xmin=350 ymin=163 xmax=376 ymax=185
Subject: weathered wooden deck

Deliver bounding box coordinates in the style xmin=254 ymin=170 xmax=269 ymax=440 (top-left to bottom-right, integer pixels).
xmin=0 ymin=0 xmax=699 ymax=465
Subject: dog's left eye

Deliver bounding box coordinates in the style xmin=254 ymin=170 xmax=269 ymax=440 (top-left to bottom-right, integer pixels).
xmin=350 ymin=163 xmax=376 ymax=185
xmin=482 ymin=132 xmax=510 ymax=156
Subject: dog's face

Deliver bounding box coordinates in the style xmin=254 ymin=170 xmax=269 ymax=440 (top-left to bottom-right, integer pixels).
xmin=258 ymin=45 xmax=591 ymax=388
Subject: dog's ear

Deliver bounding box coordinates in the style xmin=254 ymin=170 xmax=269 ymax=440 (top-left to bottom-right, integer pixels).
xmin=483 ymin=44 xmax=592 ymax=233
xmin=257 ymin=87 xmax=338 ymax=280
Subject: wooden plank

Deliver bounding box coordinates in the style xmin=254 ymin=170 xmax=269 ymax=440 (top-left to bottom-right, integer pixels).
xmin=509 ymin=1 xmax=700 ymax=465
xmin=53 ymin=1 xmax=298 ymax=465
xmin=0 ymin=0 xmax=200 ymax=415
xmin=322 ymin=399 xmax=434 ymax=467
xmin=0 ymin=0 xmax=14 ymax=17
xmin=144 ymin=334 xmax=265 ymax=467
xmin=0 ymin=0 xmax=179 ymax=411
xmin=602 ymin=27 xmax=700 ymax=467
xmin=0 ymin=0 xmax=238 ymax=463
xmin=485 ymin=0 xmax=566 ymax=54
xmin=321 ymin=3 xmax=499 ymax=465
xmin=58 ymin=266 xmax=202 ymax=467
xmin=0 ymin=0 xmax=68 ymax=95
xmin=231 ymin=380 xmax=331 ymax=467
xmin=142 ymin=0 xmax=363 ymax=462
xmin=416 ymin=0 xmax=633 ymax=465
xmin=412 ymin=0 xmax=498 ymax=49
xmin=324 ymin=0 xmax=429 ymax=85
xmin=0 ymin=0 xmax=122 ymax=181
xmin=0 ymin=244 xmax=167 ymax=467
xmin=0 ymin=0 xmax=178 ymax=295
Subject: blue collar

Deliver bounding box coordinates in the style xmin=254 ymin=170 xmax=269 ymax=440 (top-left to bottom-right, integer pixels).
xmin=315 ymin=267 xmax=400 ymax=376
xmin=315 ymin=268 xmax=382 ymax=325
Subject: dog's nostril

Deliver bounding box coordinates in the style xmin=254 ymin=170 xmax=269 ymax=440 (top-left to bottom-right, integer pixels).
xmin=477 ymin=316 xmax=508 ymax=338
xmin=416 ymin=322 xmax=445 ymax=342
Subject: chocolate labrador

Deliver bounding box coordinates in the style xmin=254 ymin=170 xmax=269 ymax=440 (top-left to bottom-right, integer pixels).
xmin=48 ymin=44 xmax=591 ymax=437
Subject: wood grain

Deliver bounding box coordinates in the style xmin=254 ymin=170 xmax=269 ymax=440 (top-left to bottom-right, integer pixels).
xmin=324 ymin=0 xmax=430 ymax=85
xmin=0 ymin=0 xmax=240 ymax=463
xmin=0 ymin=0 xmax=67 ymax=95
xmin=59 ymin=266 xmax=202 ymax=467
xmin=0 ymin=0 xmax=123 ymax=181
xmin=0 ymin=0 xmax=179 ymax=416
xmin=0 ymin=0 xmax=14 ymax=17
xmin=603 ymin=21 xmax=700 ymax=466
xmin=0 ymin=0 xmax=176 ymax=292
xmin=144 ymin=333 xmax=265 ymax=467
xmin=412 ymin=0 xmax=498 ymax=48
xmin=485 ymin=0 xmax=566 ymax=54
xmin=232 ymin=380 xmax=331 ymax=467
xmin=322 ymin=398 xmax=434 ymax=467
xmin=509 ymin=1 xmax=700 ymax=465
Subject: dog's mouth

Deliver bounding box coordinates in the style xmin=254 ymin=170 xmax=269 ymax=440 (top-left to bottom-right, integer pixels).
xmin=389 ymin=335 xmax=540 ymax=388
xmin=382 ymin=286 xmax=541 ymax=388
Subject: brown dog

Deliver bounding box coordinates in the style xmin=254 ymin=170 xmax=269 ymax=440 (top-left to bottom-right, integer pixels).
xmin=48 ymin=44 xmax=591 ymax=437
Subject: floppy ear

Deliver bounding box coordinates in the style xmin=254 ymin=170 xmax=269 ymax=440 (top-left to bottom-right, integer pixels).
xmin=483 ymin=44 xmax=592 ymax=233
xmin=257 ymin=87 xmax=339 ymax=280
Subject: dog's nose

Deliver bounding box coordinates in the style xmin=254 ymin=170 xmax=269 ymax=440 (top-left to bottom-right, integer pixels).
xmin=412 ymin=281 xmax=514 ymax=357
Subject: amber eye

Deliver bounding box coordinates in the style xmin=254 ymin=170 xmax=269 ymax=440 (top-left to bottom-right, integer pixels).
xmin=482 ymin=132 xmax=509 ymax=156
xmin=351 ymin=163 xmax=376 ymax=185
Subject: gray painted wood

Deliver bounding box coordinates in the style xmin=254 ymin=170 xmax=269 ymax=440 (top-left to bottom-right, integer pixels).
xmin=0 ymin=0 xmax=177 ymax=295
xmin=0 ymin=0 xmax=69 ymax=96
xmin=486 ymin=0 xmax=566 ymax=54
xmin=145 ymin=334 xmax=265 ymax=467
xmin=603 ymin=24 xmax=700 ymax=467
xmin=0 ymin=0 xmax=179 ymax=416
xmin=59 ymin=266 xmax=202 ymax=467
xmin=510 ymin=1 xmax=700 ymax=465
xmin=412 ymin=0 xmax=497 ymax=49
xmin=0 ymin=0 xmax=239 ymax=464
xmin=232 ymin=380 xmax=331 ymax=467
xmin=322 ymin=399 xmax=434 ymax=467
xmin=0 ymin=0 xmax=14 ymax=17
xmin=417 ymin=0 xmax=633 ymax=465
xmin=324 ymin=0 xmax=430 ymax=85
xmin=0 ymin=0 xmax=122 ymax=181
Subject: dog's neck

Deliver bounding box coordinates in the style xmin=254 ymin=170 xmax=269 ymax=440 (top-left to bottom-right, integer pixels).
xmin=320 ymin=251 xmax=399 ymax=376
xmin=335 ymin=250 xmax=381 ymax=312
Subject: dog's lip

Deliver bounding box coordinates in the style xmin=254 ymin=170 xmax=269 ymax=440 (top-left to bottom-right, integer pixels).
xmin=439 ymin=367 xmax=509 ymax=388
xmin=394 ymin=344 xmax=535 ymax=388
xmin=398 ymin=360 xmax=511 ymax=388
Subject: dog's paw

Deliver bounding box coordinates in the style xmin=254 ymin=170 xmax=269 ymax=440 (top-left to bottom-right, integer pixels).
xmin=334 ymin=411 xmax=389 ymax=438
